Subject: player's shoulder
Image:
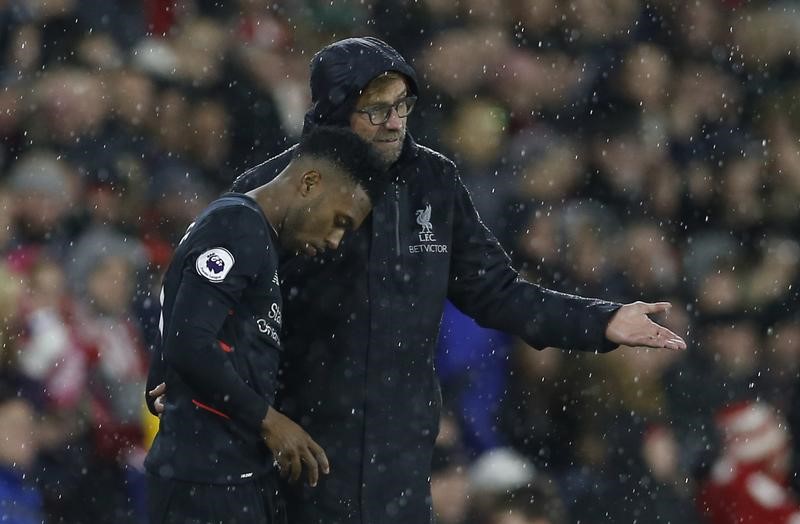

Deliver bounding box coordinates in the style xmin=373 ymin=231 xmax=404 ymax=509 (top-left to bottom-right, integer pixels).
xmin=195 ymin=194 xmax=271 ymax=242
xmin=204 ymin=193 xmax=264 ymax=222
xmin=187 ymin=195 xmax=275 ymax=279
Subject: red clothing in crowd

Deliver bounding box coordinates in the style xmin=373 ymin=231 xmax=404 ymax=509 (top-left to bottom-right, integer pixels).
xmin=697 ymin=459 xmax=800 ymax=524
xmin=697 ymin=401 xmax=800 ymax=524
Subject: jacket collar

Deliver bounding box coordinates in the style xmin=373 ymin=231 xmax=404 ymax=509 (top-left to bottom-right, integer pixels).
xmin=386 ymin=133 xmax=419 ymax=185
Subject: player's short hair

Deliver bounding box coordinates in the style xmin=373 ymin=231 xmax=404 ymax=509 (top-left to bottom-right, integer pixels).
xmin=293 ymin=126 xmax=390 ymax=201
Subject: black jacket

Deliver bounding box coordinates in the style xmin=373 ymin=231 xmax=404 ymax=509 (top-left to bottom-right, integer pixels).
xmin=230 ymin=37 xmax=621 ymax=524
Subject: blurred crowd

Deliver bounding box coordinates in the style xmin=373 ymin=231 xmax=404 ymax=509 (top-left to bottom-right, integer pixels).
xmin=1 ymin=0 xmax=800 ymax=522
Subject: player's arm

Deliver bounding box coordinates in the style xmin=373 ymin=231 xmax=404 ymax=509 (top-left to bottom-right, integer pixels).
xmin=163 ymin=261 xmax=270 ymax=430
xmin=160 ymin=206 xmax=275 ymax=428
xmin=169 ymin=261 xmax=330 ymax=484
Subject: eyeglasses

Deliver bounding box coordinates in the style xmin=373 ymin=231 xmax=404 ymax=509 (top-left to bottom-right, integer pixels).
xmin=355 ymin=95 xmax=417 ymax=125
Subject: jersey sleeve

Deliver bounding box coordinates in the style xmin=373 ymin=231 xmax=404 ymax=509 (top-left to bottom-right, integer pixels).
xmin=161 ymin=207 xmax=272 ymax=431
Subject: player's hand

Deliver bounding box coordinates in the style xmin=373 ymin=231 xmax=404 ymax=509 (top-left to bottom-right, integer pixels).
xmin=605 ymin=302 xmax=687 ymax=350
xmin=262 ymin=407 xmax=330 ymax=487
xmin=148 ymin=382 xmax=167 ymax=415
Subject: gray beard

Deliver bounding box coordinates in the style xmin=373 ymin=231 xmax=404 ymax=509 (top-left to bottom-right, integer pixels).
xmin=376 ymin=133 xmax=404 ymax=169
xmin=378 ymin=149 xmax=400 ymax=170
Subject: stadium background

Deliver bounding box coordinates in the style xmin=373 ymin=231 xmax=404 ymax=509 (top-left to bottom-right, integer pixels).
xmin=1 ymin=0 xmax=800 ymax=522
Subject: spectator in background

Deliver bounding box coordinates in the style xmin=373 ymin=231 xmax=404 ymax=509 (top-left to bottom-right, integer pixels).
xmin=500 ymin=344 xmax=574 ymax=474
xmin=29 ymin=68 xmax=113 ymax=170
xmin=8 ymin=234 xmax=144 ymax=522
xmin=102 ymin=65 xmax=159 ymax=195
xmin=598 ymin=414 xmax=701 ymax=523
xmin=16 ymin=256 xmax=88 ymax=413
xmin=22 ymin=228 xmax=150 ymax=523
xmin=74 ymin=164 xmax=144 ymax=238
xmin=0 ymin=261 xmax=23 ymax=373
xmin=6 ymin=150 xmax=77 ymax=256
xmin=665 ymin=314 xmax=763 ymax=478
xmin=430 ymin=413 xmax=471 ymax=524
xmin=617 ymin=221 xmax=681 ymax=297
xmin=0 ymin=83 xmax=25 ymax=175
xmin=481 ymin=483 xmax=568 ymax=524
xmin=67 ymin=227 xmax=149 ymax=468
xmin=697 ymin=401 xmax=800 ymax=524
xmin=747 ymin=236 xmax=800 ymax=321
xmin=762 ymin=313 xmax=800 ymax=414
xmin=468 ymin=447 xmax=540 ymax=518
xmin=0 ymin=382 xmax=43 ymax=524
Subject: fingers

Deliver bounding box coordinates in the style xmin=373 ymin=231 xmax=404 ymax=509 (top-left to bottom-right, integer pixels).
xmin=639 ymin=326 xmax=686 ymax=350
xmin=656 ymin=326 xmax=687 ymax=350
xmin=273 ymin=442 xmax=330 ymax=486
xmin=264 ymin=408 xmax=330 ymax=486
xmin=628 ymin=302 xmax=686 ymax=350
xmin=289 ymin=452 xmax=302 ymax=483
xmin=149 ymin=382 xmax=167 ymax=415
xmin=148 ymin=382 xmax=166 ymax=397
xmin=275 ymin=453 xmax=290 ymax=479
xmin=665 ymin=337 xmax=687 ymax=350
xmin=638 ymin=301 xmax=672 ymax=315
xmin=302 ymin=448 xmax=320 ymax=487
xmin=274 ymin=450 xmax=312 ymax=484
xmin=660 ymin=327 xmax=686 ymax=350
xmin=300 ymin=437 xmax=331 ymax=486
xmin=309 ymin=439 xmax=330 ymax=475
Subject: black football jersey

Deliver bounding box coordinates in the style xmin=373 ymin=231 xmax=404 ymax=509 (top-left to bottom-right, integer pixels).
xmin=145 ymin=193 xmax=282 ymax=484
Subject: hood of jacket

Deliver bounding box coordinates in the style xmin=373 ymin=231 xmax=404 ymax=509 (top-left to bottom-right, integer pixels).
xmin=302 ymin=37 xmax=418 ymax=134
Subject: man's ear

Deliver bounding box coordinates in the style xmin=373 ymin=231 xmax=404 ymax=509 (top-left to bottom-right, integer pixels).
xmin=300 ymin=170 xmax=321 ymax=196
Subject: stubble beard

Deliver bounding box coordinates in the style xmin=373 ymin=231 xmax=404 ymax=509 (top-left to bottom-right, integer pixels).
xmin=374 ymin=131 xmax=405 ymax=170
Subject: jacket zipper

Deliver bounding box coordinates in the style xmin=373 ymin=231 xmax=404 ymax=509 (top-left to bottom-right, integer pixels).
xmin=393 ymin=184 xmax=401 ymax=256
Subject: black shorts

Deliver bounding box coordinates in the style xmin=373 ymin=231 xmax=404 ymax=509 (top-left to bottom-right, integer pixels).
xmin=147 ymin=474 xmax=286 ymax=524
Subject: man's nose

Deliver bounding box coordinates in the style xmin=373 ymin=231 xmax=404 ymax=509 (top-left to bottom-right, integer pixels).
xmin=383 ymin=108 xmax=403 ymax=130
xmin=326 ymin=229 xmax=346 ymax=250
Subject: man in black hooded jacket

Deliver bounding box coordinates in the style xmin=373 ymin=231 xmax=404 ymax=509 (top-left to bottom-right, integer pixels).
xmin=152 ymin=37 xmax=686 ymax=524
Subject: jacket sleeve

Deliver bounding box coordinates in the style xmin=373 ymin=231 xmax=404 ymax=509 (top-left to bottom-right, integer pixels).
xmin=446 ymin=171 xmax=621 ymax=352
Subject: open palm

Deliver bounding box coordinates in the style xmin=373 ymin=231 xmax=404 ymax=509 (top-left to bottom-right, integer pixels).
xmin=605 ymin=301 xmax=687 ymax=350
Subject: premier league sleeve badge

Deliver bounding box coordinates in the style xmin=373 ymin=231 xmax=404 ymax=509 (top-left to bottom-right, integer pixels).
xmin=196 ymin=247 xmax=235 ymax=282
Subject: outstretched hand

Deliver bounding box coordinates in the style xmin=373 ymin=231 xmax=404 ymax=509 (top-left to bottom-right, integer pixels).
xmin=262 ymin=407 xmax=330 ymax=487
xmin=605 ymin=301 xmax=687 ymax=350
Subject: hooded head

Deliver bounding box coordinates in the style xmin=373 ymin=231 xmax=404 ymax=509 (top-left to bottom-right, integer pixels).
xmin=302 ymin=37 xmax=418 ymax=134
